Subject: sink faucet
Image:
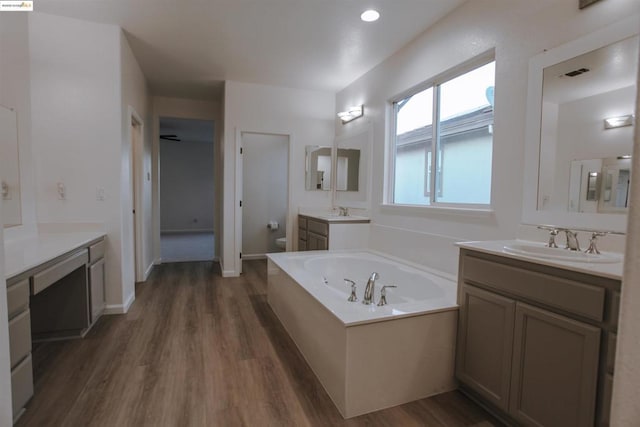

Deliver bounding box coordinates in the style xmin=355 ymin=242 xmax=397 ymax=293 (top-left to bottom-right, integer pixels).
xmin=338 ymin=206 xmax=349 ymax=216
xmin=564 ymin=230 xmax=580 ymax=251
xmin=362 ymin=272 xmax=379 ymax=305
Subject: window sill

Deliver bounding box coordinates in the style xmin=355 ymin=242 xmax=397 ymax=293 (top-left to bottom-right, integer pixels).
xmin=379 ymin=203 xmax=495 ymax=218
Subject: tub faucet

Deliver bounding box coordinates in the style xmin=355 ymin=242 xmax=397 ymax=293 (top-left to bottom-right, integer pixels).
xmin=362 ymin=272 xmax=379 ymax=305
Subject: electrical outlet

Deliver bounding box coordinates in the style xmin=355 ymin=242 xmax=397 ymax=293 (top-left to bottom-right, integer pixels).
xmin=57 ymin=182 xmax=66 ymax=200
xmin=96 ymin=187 xmax=105 ymax=201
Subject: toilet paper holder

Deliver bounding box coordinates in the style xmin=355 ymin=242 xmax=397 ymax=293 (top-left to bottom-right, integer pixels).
xmin=267 ymin=221 xmax=279 ymax=231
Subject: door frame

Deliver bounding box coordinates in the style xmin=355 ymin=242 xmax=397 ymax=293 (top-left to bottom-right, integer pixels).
xmin=235 ymin=128 xmax=293 ymax=275
xmin=128 ymin=106 xmax=145 ymax=282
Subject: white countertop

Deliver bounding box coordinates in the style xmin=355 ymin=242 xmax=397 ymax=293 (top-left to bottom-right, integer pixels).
xmin=456 ymin=240 xmax=624 ymax=280
xmin=4 ymin=231 xmax=106 ymax=280
xmin=300 ymin=213 xmax=370 ymax=223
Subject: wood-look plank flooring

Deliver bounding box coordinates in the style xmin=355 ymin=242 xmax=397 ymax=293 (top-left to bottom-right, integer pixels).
xmin=17 ymin=260 xmax=503 ymax=427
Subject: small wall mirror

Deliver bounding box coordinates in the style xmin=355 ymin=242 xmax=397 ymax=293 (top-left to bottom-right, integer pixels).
xmin=0 ymin=104 xmax=22 ymax=227
xmin=305 ymin=145 xmax=332 ymax=191
xmin=523 ymin=19 xmax=638 ymax=232
xmin=336 ymin=148 xmax=360 ymax=191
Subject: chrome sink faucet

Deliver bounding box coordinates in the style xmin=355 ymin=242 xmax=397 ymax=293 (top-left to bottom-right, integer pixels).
xmin=362 ymin=272 xmax=379 ymax=305
xmin=564 ymin=230 xmax=580 ymax=251
xmin=338 ymin=206 xmax=349 ymax=216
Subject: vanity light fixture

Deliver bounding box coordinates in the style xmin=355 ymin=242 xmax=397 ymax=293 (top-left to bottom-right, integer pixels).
xmin=360 ymin=9 xmax=380 ymax=22
xmin=604 ymin=114 xmax=634 ymax=129
xmin=337 ymin=105 xmax=364 ymax=124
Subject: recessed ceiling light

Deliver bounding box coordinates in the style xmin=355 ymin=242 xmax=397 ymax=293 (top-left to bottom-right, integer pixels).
xmin=361 ymin=9 xmax=380 ymax=22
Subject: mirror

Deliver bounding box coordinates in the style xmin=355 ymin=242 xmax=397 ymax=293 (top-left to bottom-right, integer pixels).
xmin=0 ymin=104 xmax=22 ymax=227
xmin=336 ymin=148 xmax=360 ymax=191
xmin=305 ymin=145 xmax=332 ymax=191
xmin=523 ymin=19 xmax=638 ymax=232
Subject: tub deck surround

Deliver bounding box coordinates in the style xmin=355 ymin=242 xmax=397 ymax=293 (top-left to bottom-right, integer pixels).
xmin=455 ymin=240 xmax=623 ymax=280
xmin=267 ymin=250 xmax=458 ymax=418
xmin=4 ymin=231 xmax=107 ymax=280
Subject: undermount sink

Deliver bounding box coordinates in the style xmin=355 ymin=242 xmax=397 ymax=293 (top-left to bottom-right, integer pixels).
xmin=503 ymin=243 xmax=623 ymax=264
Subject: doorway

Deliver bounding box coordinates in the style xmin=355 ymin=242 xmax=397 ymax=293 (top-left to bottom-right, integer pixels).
xmin=159 ymin=117 xmax=216 ymax=262
xmin=239 ymin=132 xmax=289 ymax=269
xmin=129 ymin=110 xmax=146 ymax=282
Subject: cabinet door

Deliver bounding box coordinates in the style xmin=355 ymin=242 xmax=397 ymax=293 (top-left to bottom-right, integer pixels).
xmin=510 ymin=303 xmax=600 ymax=427
xmin=456 ymin=284 xmax=516 ymax=411
xmin=89 ymin=259 xmax=106 ymax=323
xmin=307 ymin=232 xmax=328 ymax=251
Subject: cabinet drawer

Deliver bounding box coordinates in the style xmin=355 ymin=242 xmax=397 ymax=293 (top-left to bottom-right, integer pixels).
xmin=463 ymin=255 xmax=605 ymax=321
xmin=298 ymin=238 xmax=307 ymax=251
xmin=7 ymin=279 xmax=29 ymax=320
xmin=31 ymin=249 xmax=88 ymax=295
xmin=307 ymin=219 xmax=328 ymax=236
xmin=89 ymin=239 xmax=105 ymax=264
xmin=298 ymin=216 xmax=307 ymax=230
xmin=298 ymin=228 xmax=307 ymax=241
xmin=9 ymin=309 xmax=31 ymax=369
xmin=11 ymin=353 xmax=33 ymax=419
xmin=90 ymin=259 xmax=106 ymax=322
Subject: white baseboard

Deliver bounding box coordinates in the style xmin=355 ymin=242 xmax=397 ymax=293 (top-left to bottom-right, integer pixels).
xmin=143 ymin=263 xmax=154 ymax=281
xmin=103 ymin=291 xmax=136 ymax=315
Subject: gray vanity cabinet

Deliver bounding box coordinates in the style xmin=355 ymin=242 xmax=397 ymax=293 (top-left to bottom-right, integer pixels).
xmin=88 ymin=239 xmax=106 ymax=323
xmin=456 ymin=249 xmax=619 ymax=427
xmin=457 ymin=285 xmax=515 ymax=412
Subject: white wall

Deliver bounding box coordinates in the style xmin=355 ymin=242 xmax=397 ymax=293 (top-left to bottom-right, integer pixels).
xmin=336 ymin=0 xmax=639 ymax=276
xmin=160 ymin=138 xmax=215 ymax=232
xmin=121 ymin=30 xmax=152 ymax=283
xmin=152 ymin=96 xmax=222 ymax=261
xmin=241 ymin=132 xmax=288 ymax=256
xmin=222 ymin=81 xmax=335 ymax=276
xmin=29 ymin=13 xmax=133 ymax=311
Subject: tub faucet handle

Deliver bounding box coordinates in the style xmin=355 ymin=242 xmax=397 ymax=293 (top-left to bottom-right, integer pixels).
xmin=344 ymin=279 xmax=358 ymax=302
xmin=377 ymin=285 xmax=397 ymax=306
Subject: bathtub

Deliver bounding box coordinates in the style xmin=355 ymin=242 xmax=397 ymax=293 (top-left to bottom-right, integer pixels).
xmin=266 ymin=250 xmax=458 ymax=418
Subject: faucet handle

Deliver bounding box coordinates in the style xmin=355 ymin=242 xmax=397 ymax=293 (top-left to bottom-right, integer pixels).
xmin=377 ymin=285 xmax=397 ymax=306
xmin=585 ymin=231 xmax=609 ymax=254
xmin=344 ymin=279 xmax=358 ymax=302
xmin=537 ymin=225 xmax=560 ymax=248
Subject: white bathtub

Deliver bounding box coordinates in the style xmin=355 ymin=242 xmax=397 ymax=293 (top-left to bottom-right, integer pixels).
xmin=267 ymin=250 xmax=458 ymax=418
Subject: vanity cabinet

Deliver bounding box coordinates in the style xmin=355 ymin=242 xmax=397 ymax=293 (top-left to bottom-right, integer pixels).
xmin=297 ymin=214 xmax=369 ymax=251
xmin=6 ymin=278 xmax=33 ymax=422
xmin=456 ymin=249 xmax=620 ymax=427
xmin=88 ymin=239 xmax=106 ymax=323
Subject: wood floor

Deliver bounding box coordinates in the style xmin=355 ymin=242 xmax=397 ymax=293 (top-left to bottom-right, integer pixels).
xmin=17 ymin=260 xmax=502 ymax=427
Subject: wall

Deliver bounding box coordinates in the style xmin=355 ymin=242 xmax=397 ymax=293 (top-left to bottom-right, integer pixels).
xmin=152 ymin=96 xmax=222 ymax=261
xmin=222 ymin=81 xmax=335 ymax=276
xmin=28 ymin=13 xmax=133 ymax=311
xmin=160 ymin=137 xmax=215 ymax=232
xmin=611 ymin=43 xmax=640 ymax=425
xmin=335 ymin=0 xmax=639 ymax=276
xmin=121 ymin=30 xmax=152 ymax=282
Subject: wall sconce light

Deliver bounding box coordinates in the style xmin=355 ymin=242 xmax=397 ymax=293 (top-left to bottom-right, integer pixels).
xmin=604 ymin=114 xmax=634 ymax=129
xmin=337 ymin=105 xmax=364 ymax=124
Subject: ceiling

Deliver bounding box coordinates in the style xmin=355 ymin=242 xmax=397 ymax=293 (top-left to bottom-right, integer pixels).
xmin=35 ymin=0 xmax=467 ymax=99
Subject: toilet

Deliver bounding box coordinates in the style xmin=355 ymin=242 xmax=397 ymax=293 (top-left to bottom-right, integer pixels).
xmin=275 ymin=237 xmax=287 ymax=250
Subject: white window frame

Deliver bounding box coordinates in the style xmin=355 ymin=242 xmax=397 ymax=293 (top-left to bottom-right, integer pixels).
xmin=386 ymin=52 xmax=496 ymax=213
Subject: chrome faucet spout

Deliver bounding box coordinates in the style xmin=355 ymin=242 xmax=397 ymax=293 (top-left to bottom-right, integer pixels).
xmin=362 ymin=272 xmax=379 ymax=305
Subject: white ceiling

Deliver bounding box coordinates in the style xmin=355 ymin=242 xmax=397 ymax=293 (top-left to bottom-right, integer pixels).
xmin=36 ymin=0 xmax=467 ymax=99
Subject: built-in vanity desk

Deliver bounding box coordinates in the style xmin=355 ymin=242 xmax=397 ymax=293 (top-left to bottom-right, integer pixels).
xmin=297 ymin=213 xmax=370 ymax=251
xmin=4 ymin=231 xmax=106 ymax=422
xmin=455 ymin=240 xmax=622 ymax=427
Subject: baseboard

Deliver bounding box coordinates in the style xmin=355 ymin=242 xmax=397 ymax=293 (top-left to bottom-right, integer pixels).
xmin=143 ymin=263 xmax=154 ymax=281
xmin=154 ymin=257 xmax=162 ymax=265
xmin=103 ymin=291 xmax=136 ymax=314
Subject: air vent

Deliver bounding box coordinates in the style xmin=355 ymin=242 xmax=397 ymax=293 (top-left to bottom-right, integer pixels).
xmin=564 ymin=68 xmax=590 ymax=77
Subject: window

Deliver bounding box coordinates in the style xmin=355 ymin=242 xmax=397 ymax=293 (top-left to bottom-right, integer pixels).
xmin=391 ymin=58 xmax=495 ymax=207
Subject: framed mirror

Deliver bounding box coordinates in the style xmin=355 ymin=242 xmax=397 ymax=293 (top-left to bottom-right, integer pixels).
xmin=523 ymin=18 xmax=638 ymax=232
xmin=334 ymin=124 xmax=372 ymax=208
xmin=305 ymin=145 xmax=332 ymax=191
xmin=0 ymin=104 xmax=22 ymax=227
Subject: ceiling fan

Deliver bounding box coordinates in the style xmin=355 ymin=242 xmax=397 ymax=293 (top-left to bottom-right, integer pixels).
xmin=160 ymin=134 xmax=181 ymax=142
